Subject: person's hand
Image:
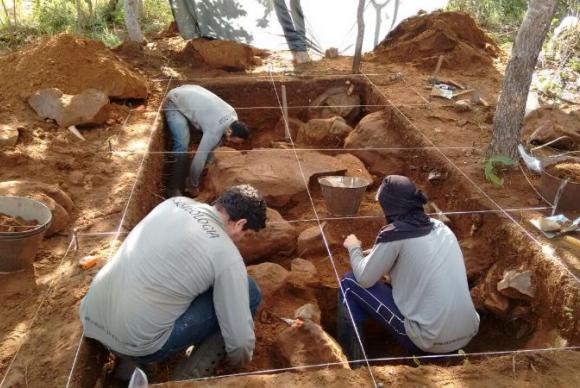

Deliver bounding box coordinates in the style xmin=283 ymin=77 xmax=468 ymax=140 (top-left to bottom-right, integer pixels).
xmin=343 ymin=234 xmax=361 ymax=249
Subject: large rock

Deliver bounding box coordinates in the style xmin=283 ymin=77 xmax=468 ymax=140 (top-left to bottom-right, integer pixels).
xmin=334 ymin=153 xmax=374 ymax=182
xmin=0 ymin=125 xmax=19 ymax=149
xmin=28 ymin=88 xmax=109 ymax=127
xmin=287 ymin=258 xmax=319 ymax=290
xmin=308 ymin=85 xmax=361 ymax=122
xmin=344 ymin=110 xmax=408 ymax=176
xmin=274 ymin=321 xmax=349 ymax=369
xmin=297 ymin=117 xmax=353 ymax=147
xmin=0 ymin=180 xmax=73 ymax=236
xmin=497 ymin=270 xmax=536 ymax=301
xmin=207 ymin=147 xmax=349 ymax=208
xmin=246 ymin=262 xmax=289 ymax=301
xmin=297 ymin=223 xmax=338 ymax=256
xmin=237 ymin=208 xmax=297 ymax=264
xmin=273 ymin=116 xmax=305 ymax=141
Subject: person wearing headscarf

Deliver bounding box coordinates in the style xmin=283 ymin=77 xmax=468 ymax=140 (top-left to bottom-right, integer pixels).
xmin=337 ymin=175 xmax=479 ymax=360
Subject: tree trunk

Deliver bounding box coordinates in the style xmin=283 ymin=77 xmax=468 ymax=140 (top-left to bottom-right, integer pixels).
xmin=124 ymin=0 xmax=145 ymax=42
xmin=75 ymin=0 xmax=83 ymax=32
xmin=352 ymin=0 xmax=365 ymax=74
xmin=486 ymin=0 xmax=557 ymax=159
xmin=12 ymin=0 xmax=17 ymax=24
xmin=1 ymin=0 xmax=12 ymax=26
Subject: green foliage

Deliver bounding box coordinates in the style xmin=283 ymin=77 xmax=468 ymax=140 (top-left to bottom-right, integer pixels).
xmin=484 ymin=155 xmax=514 ymax=186
xmin=0 ymin=0 xmax=173 ymax=50
xmin=447 ymin=0 xmax=580 ymax=44
xmin=446 ymin=0 xmax=527 ymax=43
xmin=570 ymin=57 xmax=580 ymax=72
xmin=34 ymin=0 xmax=78 ymax=35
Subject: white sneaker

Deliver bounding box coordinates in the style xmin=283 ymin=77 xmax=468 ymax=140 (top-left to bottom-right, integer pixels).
xmin=292 ymin=51 xmax=311 ymax=64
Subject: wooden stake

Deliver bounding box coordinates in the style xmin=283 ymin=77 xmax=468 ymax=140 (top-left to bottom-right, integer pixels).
xmin=430 ymin=55 xmax=444 ymax=83
xmin=281 ymin=85 xmax=291 ymax=141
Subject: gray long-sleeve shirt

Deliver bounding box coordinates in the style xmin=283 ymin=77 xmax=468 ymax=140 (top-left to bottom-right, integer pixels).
xmin=166 ymin=85 xmax=238 ymax=187
xmin=79 ymin=198 xmax=255 ymax=365
xmin=348 ymin=219 xmax=479 ymax=353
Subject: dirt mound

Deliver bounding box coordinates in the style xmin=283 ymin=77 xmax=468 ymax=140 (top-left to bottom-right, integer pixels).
xmin=0 ymin=33 xmax=148 ymax=108
xmin=372 ymin=11 xmax=499 ymax=70
xmin=176 ymin=38 xmax=267 ymax=70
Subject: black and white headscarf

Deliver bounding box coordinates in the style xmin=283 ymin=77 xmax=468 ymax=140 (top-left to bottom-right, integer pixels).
xmin=375 ymin=175 xmax=433 ymax=244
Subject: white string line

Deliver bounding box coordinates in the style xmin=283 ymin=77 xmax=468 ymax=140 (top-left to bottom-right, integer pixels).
xmin=73 ymin=206 xmax=553 ymax=238
xmin=0 ymin=238 xmax=75 ymax=387
xmin=64 ymin=78 xmax=174 ymax=388
xmin=108 ymin=145 xmax=476 ymax=155
xmin=268 ymin=65 xmax=378 ymax=388
xmin=151 ymin=72 xmax=427 ymax=83
xmin=361 ymin=71 xmax=580 ymax=285
xmin=184 ymin=345 xmax=580 ymax=383
xmin=162 ymin=102 xmax=426 ymax=111
xmin=518 ymin=162 xmax=555 ymax=207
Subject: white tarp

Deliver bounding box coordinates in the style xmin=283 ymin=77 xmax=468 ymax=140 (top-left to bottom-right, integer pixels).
xmin=170 ymin=0 xmax=448 ymax=55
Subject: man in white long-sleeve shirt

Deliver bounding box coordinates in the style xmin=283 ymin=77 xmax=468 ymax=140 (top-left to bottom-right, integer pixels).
xmin=164 ymin=85 xmax=250 ymax=197
xmin=338 ymin=175 xmax=479 ymax=360
xmin=80 ymin=185 xmax=267 ymax=379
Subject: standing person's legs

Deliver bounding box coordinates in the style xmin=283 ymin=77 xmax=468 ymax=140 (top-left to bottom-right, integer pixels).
xmin=273 ymin=0 xmax=307 ymax=53
xmin=338 ymin=272 xmax=424 ymax=356
xmin=290 ymin=0 xmax=307 ymax=47
xmin=164 ymin=100 xmax=191 ymax=197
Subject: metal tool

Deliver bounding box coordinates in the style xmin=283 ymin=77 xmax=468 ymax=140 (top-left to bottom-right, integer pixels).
xmin=518 ymin=144 xmax=542 ymax=175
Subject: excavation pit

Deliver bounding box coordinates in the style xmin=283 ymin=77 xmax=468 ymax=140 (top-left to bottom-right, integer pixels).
xmin=75 ymin=77 xmax=578 ymax=386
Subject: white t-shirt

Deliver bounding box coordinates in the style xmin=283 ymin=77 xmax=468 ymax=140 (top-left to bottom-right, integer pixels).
xmin=80 ymin=198 xmax=255 ymax=365
xmin=348 ymin=219 xmax=480 ymax=353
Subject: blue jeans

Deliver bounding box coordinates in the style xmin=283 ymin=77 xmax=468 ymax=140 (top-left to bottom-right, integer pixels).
xmin=274 ymin=0 xmax=307 ymax=52
xmin=123 ymin=276 xmax=261 ymax=363
xmin=339 ymin=272 xmax=423 ymax=355
xmin=164 ymin=100 xmax=192 ymax=154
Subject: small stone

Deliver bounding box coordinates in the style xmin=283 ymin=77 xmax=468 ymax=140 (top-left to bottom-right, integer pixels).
xmin=69 ymin=171 xmax=85 ymax=186
xmin=274 ymin=321 xmax=349 ymax=369
xmin=325 ymin=47 xmax=339 ymax=59
xmin=246 ymin=262 xmax=289 ymax=302
xmin=454 ymin=99 xmax=472 ymax=112
xmin=497 ymin=270 xmax=536 ymax=300
xmin=0 ymin=125 xmax=19 ymax=149
xmin=428 ymin=170 xmax=445 ymax=182
xmin=294 ymin=303 xmax=321 ymax=324
xmin=287 ymin=258 xmax=319 ymax=290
